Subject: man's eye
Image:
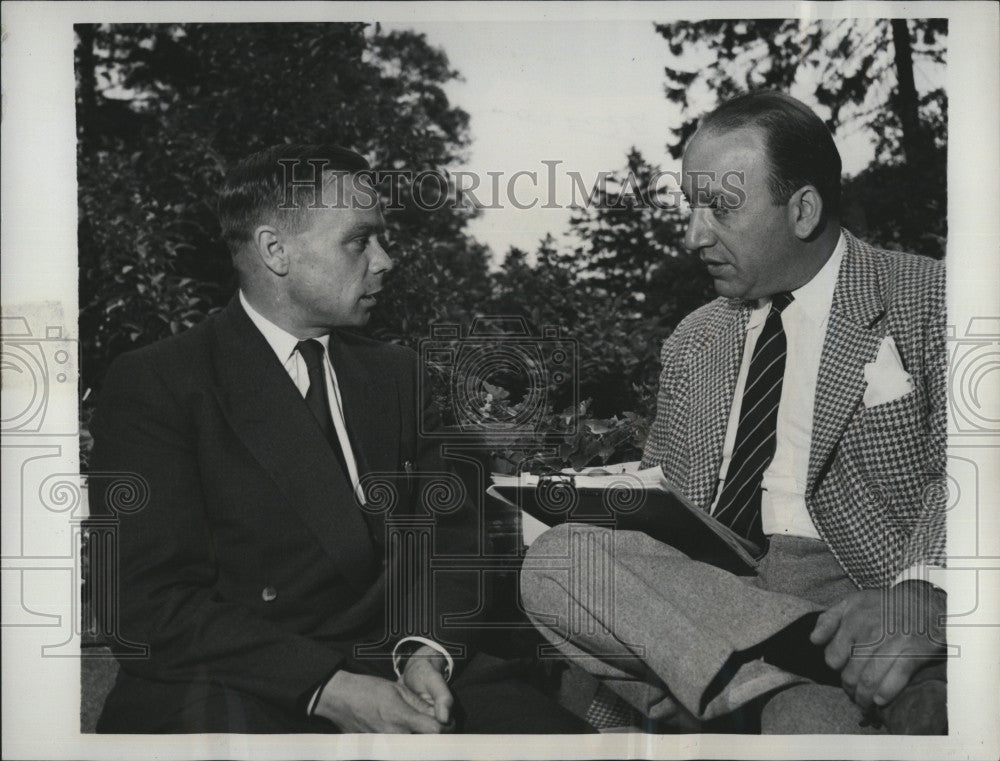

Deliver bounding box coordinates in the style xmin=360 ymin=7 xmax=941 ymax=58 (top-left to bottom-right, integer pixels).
xmin=709 ymin=198 xmax=730 ymax=218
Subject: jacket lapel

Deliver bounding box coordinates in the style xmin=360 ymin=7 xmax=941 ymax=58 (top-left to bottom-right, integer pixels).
xmin=328 ymin=333 xmax=400 ymax=478
xmin=209 ymin=299 xmax=378 ymax=587
xmin=807 ymin=231 xmax=887 ymax=495
xmin=328 ymin=333 xmax=400 ymax=537
xmin=687 ymin=300 xmax=751 ymax=509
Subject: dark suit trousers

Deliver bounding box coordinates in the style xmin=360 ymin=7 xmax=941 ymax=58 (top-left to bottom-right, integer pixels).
xmin=96 ymin=652 xmax=592 ymax=734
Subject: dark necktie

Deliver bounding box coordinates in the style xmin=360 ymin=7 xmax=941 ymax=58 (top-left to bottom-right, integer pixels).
xmin=295 ymin=339 xmax=350 ymax=479
xmin=714 ymin=292 xmax=794 ymax=552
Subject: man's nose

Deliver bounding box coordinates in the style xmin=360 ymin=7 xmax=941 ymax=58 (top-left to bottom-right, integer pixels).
xmin=370 ymin=237 xmax=394 ymax=274
xmin=683 ymin=208 xmax=716 ymax=252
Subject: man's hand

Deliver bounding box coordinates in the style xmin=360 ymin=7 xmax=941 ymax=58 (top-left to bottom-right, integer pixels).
xmin=313 ymin=669 xmax=449 ymax=733
xmin=809 ymin=581 xmax=946 ymax=711
xmin=400 ymin=645 xmax=455 ymax=727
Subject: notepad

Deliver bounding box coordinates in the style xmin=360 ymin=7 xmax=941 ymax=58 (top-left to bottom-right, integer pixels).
xmin=488 ymin=466 xmax=761 ymax=573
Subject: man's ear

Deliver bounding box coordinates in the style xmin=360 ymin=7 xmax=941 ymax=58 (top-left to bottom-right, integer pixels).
xmin=787 ymin=185 xmax=823 ymax=239
xmin=252 ymin=225 xmax=290 ymax=276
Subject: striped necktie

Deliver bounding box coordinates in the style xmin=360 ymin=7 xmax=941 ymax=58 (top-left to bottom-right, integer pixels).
xmin=714 ymin=292 xmax=794 ymax=552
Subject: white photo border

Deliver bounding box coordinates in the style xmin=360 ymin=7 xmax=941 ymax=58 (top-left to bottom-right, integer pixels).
xmin=2 ymin=1 xmax=998 ymax=759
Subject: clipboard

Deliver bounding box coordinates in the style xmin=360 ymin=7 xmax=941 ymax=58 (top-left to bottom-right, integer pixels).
xmin=488 ymin=466 xmax=761 ymax=574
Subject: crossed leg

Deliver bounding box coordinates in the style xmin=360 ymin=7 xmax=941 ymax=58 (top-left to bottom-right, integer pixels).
xmin=520 ymin=523 xmax=883 ymax=733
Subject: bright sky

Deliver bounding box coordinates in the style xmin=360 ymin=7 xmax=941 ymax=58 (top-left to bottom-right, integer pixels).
xmin=384 ymin=21 xmax=682 ymax=258
xmin=386 ymin=20 xmax=887 ymax=261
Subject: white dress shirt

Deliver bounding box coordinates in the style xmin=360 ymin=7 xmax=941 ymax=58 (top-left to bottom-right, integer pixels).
xmin=710 ymin=234 xmax=845 ymax=539
xmin=240 ymin=291 xmax=365 ymax=503
xmin=707 ymin=237 xmax=938 ymax=589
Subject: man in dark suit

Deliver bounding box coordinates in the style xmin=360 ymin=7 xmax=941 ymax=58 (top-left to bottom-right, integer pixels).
xmin=90 ymin=144 xmax=591 ymax=734
xmin=521 ymin=92 xmax=947 ymax=734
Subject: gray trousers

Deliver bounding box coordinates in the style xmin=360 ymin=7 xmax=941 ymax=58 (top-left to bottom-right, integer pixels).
xmin=520 ymin=524 xmax=885 ymax=733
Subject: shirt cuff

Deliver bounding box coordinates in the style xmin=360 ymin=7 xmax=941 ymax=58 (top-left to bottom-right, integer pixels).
xmin=392 ymin=636 xmax=454 ymax=682
xmin=304 ymin=664 xmax=344 ymax=717
xmin=306 ymin=684 xmax=323 ymax=717
xmin=892 ymin=563 xmax=947 ymax=593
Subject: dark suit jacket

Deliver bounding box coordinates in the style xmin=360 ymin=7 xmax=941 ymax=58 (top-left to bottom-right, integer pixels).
xmin=89 ymin=298 xmax=480 ymax=721
xmin=641 ymin=230 xmax=946 ymax=589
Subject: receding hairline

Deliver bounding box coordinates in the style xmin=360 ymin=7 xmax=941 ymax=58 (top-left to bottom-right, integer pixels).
xmin=681 ymin=124 xmax=771 ymax=180
xmin=686 ymin=122 xmax=769 ymax=154
xmin=693 ymin=92 xmax=842 ymax=214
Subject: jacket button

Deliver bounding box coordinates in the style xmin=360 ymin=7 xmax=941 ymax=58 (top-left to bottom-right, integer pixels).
xmin=262 ymin=586 xmax=277 ymax=602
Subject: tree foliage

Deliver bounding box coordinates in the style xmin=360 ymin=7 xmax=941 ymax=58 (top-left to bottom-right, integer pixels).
xmin=480 ymin=150 xmax=715 ymax=423
xmin=76 ymin=23 xmax=490 ymax=397
xmin=654 ymin=18 xmax=948 ymax=259
xmin=656 ymin=19 xmax=946 ymax=161
xmin=566 ymin=149 xmax=714 ymax=326
xmin=77 ymin=21 xmax=949 ymax=468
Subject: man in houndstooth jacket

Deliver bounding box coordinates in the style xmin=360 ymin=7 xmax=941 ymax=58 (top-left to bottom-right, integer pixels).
xmin=521 ymin=91 xmax=947 ymax=734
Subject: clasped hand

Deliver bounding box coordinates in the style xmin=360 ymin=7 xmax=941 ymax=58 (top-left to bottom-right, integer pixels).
xmin=809 ymin=581 xmax=946 ymax=710
xmin=314 ymin=645 xmax=455 ymax=733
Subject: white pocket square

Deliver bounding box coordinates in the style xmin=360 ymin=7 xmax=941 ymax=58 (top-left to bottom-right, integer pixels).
xmin=863 ymin=335 xmax=914 ymax=407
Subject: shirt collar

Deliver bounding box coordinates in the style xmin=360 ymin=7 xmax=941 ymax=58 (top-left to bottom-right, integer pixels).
xmin=239 ymin=290 xmax=330 ymax=363
xmin=746 ymin=230 xmax=846 ymax=329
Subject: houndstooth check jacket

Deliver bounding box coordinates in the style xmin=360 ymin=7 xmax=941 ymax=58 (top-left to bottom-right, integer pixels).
xmin=641 ymin=230 xmax=946 ymax=589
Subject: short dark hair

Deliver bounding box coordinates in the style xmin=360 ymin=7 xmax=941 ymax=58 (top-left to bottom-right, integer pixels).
xmin=217 ymin=143 xmax=370 ymax=253
xmin=700 ymin=90 xmax=842 ymax=217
